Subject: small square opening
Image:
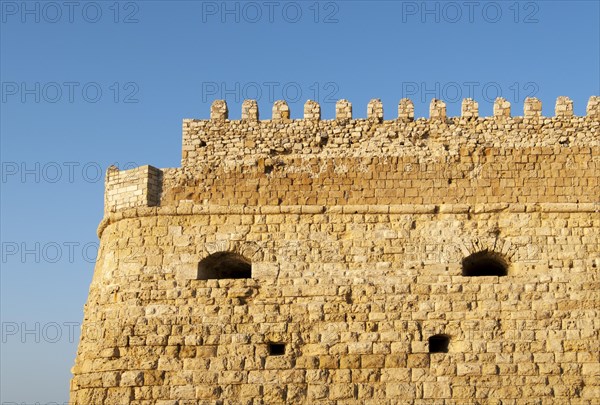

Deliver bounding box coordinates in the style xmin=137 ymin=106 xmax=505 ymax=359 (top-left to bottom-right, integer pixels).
xmin=428 ymin=334 xmax=450 ymax=353
xmin=268 ymin=342 xmax=285 ymax=356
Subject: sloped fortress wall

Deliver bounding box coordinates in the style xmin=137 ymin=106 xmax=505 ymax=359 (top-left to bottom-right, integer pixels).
xmin=71 ymin=97 xmax=600 ymax=404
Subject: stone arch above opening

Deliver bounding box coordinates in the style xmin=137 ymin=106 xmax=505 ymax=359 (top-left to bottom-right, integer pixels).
xmin=461 ymin=250 xmax=508 ymax=277
xmin=198 ymin=251 xmax=252 ymax=279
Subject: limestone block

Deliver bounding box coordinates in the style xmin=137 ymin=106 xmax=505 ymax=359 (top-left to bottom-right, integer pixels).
xmin=99 ymin=347 xmax=120 ymax=358
xmin=423 ymin=382 xmax=451 ymax=398
xmin=252 ymin=262 xmax=279 ymax=278
xmin=120 ymin=371 xmax=144 ymax=386
xmin=176 ymin=262 xmax=199 ymax=280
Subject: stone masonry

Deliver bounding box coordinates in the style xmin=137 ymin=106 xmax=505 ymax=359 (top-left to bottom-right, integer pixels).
xmin=70 ymin=96 xmax=600 ymax=404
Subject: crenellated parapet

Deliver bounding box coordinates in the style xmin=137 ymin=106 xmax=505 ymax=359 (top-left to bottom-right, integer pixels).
xmin=203 ymin=96 xmax=599 ymax=122
xmin=103 ymin=96 xmax=599 ymax=214
xmin=181 ymin=96 xmax=600 ymax=168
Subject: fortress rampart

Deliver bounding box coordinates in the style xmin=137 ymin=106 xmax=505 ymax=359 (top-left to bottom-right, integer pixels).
xmin=72 ymin=97 xmax=599 ymax=404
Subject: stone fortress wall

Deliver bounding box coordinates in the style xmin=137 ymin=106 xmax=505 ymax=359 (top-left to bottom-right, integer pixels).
xmin=71 ymin=96 xmax=599 ymax=404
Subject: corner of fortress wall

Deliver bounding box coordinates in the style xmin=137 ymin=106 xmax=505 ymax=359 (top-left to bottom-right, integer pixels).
xmin=104 ymin=164 xmax=163 ymax=214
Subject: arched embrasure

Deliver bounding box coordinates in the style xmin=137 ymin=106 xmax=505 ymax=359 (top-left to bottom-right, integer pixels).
xmin=198 ymin=251 xmax=252 ymax=279
xmin=461 ymin=250 xmax=508 ymax=277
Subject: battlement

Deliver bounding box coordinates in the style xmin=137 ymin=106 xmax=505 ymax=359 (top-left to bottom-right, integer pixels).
xmin=182 ymin=96 xmax=600 ymax=168
xmin=103 ymin=96 xmax=599 ymax=215
xmin=205 ymin=96 xmax=600 ymax=122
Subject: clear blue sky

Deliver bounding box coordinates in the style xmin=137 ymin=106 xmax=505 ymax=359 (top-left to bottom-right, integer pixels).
xmin=0 ymin=0 xmax=598 ymax=401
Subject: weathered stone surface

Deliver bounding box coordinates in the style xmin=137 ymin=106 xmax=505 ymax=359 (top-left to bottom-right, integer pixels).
xmin=72 ymin=97 xmax=600 ymax=404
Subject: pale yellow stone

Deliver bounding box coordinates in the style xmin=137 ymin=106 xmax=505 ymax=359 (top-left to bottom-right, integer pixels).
xmin=72 ymin=97 xmax=600 ymax=404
